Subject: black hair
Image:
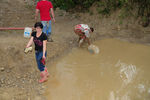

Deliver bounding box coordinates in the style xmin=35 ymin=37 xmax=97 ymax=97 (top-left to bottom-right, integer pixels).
xmin=34 ymin=22 xmax=43 ymax=29
xmin=90 ymin=27 xmax=94 ymax=32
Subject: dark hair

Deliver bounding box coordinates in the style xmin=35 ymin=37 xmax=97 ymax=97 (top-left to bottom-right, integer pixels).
xmin=90 ymin=27 xmax=94 ymax=32
xmin=34 ymin=22 xmax=43 ymax=29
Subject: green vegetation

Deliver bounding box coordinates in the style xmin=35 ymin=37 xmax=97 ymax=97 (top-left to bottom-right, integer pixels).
xmin=40 ymin=0 xmax=150 ymax=26
xmin=49 ymin=0 xmax=150 ymax=16
xmin=50 ymin=0 xmax=95 ymax=10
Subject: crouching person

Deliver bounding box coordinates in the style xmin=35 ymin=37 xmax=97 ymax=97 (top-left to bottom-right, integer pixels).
xmin=74 ymin=24 xmax=94 ymax=47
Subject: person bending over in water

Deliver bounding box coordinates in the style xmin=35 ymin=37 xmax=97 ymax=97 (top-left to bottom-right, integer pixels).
xmin=74 ymin=24 xmax=94 ymax=47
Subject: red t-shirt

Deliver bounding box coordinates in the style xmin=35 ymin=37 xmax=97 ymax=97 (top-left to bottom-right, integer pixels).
xmin=36 ymin=0 xmax=53 ymax=21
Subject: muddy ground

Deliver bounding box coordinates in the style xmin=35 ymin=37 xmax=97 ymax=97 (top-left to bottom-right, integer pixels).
xmin=0 ymin=1 xmax=150 ymax=100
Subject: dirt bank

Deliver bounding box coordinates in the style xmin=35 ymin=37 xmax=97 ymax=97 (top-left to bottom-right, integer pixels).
xmin=0 ymin=1 xmax=150 ymax=100
xmin=0 ymin=7 xmax=82 ymax=99
xmin=0 ymin=15 xmax=77 ymax=100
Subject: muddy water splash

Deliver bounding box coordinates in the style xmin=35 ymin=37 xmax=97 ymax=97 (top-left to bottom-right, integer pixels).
xmin=45 ymin=38 xmax=150 ymax=100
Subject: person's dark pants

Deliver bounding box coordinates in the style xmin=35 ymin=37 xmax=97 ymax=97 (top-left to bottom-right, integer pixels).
xmin=35 ymin=51 xmax=47 ymax=72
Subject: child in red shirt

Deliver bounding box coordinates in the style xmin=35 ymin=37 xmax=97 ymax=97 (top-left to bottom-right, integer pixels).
xmin=35 ymin=0 xmax=55 ymax=42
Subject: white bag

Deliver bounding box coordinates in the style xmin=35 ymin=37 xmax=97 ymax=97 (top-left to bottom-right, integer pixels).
xmin=24 ymin=27 xmax=32 ymax=38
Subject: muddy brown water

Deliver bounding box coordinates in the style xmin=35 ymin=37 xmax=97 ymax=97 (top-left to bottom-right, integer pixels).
xmin=45 ymin=38 xmax=150 ymax=100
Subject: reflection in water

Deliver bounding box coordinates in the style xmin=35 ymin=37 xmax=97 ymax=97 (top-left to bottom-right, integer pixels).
xmin=45 ymin=39 xmax=150 ymax=100
xmin=115 ymin=60 xmax=137 ymax=85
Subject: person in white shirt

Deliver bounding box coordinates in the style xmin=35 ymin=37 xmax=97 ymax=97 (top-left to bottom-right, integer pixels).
xmin=74 ymin=24 xmax=94 ymax=47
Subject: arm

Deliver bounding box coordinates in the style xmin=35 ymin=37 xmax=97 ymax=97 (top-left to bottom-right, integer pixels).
xmin=86 ymin=37 xmax=91 ymax=45
xmin=35 ymin=9 xmax=39 ymax=22
xmin=78 ymin=37 xmax=81 ymax=43
xmin=78 ymin=37 xmax=84 ymax=47
xmin=26 ymin=37 xmax=34 ymax=48
xmin=50 ymin=8 xmax=55 ymax=23
xmin=78 ymin=33 xmax=86 ymax=47
xmin=84 ymin=30 xmax=91 ymax=45
xmin=42 ymin=40 xmax=47 ymax=59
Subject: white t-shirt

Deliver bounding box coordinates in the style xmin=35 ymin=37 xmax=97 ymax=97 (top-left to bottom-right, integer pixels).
xmin=80 ymin=24 xmax=90 ymax=38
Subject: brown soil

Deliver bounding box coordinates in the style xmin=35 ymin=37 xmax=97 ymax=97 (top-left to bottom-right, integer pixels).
xmin=0 ymin=1 xmax=150 ymax=100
